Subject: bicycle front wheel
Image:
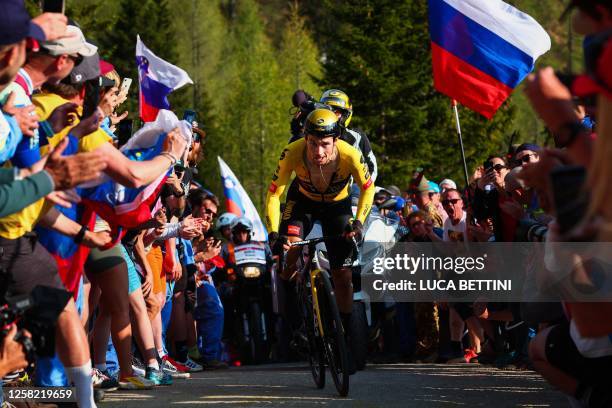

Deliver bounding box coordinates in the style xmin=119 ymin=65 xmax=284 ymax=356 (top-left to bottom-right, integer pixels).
xmin=315 ymin=270 xmax=349 ymax=397
xmin=299 ymin=280 xmax=325 ymax=389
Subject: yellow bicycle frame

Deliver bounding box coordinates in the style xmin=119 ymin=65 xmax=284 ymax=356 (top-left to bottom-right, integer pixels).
xmin=309 ymin=268 xmax=326 ymax=338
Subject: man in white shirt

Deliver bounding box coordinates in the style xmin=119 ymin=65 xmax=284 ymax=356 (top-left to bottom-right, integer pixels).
xmin=442 ymin=188 xmax=467 ymax=242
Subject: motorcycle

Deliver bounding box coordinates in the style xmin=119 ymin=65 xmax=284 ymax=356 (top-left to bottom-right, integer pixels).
xmin=226 ymin=241 xmax=271 ymax=364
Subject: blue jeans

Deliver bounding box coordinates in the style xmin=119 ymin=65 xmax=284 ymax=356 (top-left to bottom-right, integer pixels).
xmin=194 ymin=281 xmax=224 ymax=361
xmin=160 ymin=281 xmax=174 ymax=354
xmin=105 ymin=336 xmax=119 ymax=376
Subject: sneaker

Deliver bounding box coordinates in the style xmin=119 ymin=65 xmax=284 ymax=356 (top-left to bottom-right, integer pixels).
xmin=131 ymin=355 xmax=146 ymax=377
xmin=161 ymin=358 xmax=190 ymax=379
xmin=118 ymin=375 xmax=155 ymax=390
xmin=464 ymin=349 xmax=479 ymax=364
xmin=162 ymin=355 xmax=191 ymax=374
xmin=145 ymin=367 xmax=173 ymax=386
xmin=92 ymin=368 xmax=119 ymax=391
xmin=2 ymin=370 xmax=29 ymax=385
xmin=203 ymin=359 xmax=228 ymax=370
xmin=175 ymin=356 xmax=203 ymax=372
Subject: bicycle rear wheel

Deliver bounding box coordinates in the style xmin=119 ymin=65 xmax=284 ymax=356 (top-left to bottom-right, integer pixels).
xmin=315 ymin=270 xmax=349 ymax=397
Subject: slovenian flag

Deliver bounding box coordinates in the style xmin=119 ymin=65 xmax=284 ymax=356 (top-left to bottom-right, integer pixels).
xmin=136 ymin=35 xmax=193 ymax=122
xmin=218 ymin=156 xmax=268 ymax=242
xmin=428 ymin=0 xmax=551 ymax=118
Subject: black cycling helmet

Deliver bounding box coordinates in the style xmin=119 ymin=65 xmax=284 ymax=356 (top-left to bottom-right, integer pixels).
xmin=303 ymin=108 xmax=341 ymax=139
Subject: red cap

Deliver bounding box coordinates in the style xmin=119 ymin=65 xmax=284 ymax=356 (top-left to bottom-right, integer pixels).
xmin=572 ymin=38 xmax=612 ymax=100
xmin=99 ymin=59 xmax=115 ymax=76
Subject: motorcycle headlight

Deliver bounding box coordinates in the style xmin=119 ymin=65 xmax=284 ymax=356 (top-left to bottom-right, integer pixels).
xmin=243 ymin=266 xmax=262 ymax=279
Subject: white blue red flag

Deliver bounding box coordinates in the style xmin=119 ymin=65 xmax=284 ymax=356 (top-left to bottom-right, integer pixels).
xmin=81 ymin=110 xmax=192 ymax=233
xmin=428 ymin=0 xmax=551 ymax=118
xmin=136 ymin=35 xmax=193 ymax=122
xmin=35 ymin=110 xmax=192 ymax=296
xmin=218 ymin=156 xmax=268 ymax=242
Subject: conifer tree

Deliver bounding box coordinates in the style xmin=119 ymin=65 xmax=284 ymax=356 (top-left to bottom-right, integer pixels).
xmin=278 ymin=1 xmax=322 ymax=95
xmin=218 ymin=0 xmax=289 ymax=210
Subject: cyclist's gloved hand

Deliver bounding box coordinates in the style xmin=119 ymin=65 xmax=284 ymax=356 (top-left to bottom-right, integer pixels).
xmin=345 ymin=219 xmax=364 ymax=242
xmin=269 ymin=232 xmax=288 ymax=255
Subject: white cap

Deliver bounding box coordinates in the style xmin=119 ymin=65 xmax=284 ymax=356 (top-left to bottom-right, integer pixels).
xmin=439 ymin=179 xmax=457 ymax=190
xmin=40 ymin=25 xmax=97 ymax=57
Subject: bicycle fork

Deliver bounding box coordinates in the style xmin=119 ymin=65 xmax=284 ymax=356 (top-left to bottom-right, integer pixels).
xmin=309 ymin=270 xmax=325 ymax=339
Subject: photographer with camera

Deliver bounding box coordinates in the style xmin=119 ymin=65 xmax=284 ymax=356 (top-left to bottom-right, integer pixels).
xmin=472 ymin=156 xmax=519 ymax=242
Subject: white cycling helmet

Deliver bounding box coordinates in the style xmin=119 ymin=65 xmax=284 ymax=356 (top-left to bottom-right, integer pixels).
xmin=216 ymin=212 xmax=237 ymax=231
xmin=231 ymin=216 xmax=253 ymax=232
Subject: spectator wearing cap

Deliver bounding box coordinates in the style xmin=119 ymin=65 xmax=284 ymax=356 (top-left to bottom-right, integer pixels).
xmin=1 ymin=24 xmax=97 ymax=171
xmin=439 ymin=178 xmax=457 ymax=193
xmin=412 ymin=177 xmax=443 ymax=228
xmin=514 ymin=143 xmax=540 ymax=166
xmin=428 ymin=181 xmax=447 ymax=224
xmin=15 ymin=24 xmax=97 ymax=96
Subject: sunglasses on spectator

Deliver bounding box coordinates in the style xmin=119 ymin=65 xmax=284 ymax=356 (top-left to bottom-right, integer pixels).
xmin=519 ymin=154 xmax=537 ymax=163
xmin=442 ymin=198 xmax=461 ymax=206
xmin=489 ymin=164 xmax=506 ymax=172
xmin=68 ymin=54 xmax=84 ymax=65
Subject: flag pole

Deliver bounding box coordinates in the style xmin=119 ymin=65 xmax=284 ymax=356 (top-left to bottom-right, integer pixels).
xmin=451 ymin=99 xmax=470 ymax=191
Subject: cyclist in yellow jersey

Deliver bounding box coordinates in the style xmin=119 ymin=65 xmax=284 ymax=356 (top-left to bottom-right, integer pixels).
xmin=265 ymin=108 xmax=374 ymax=350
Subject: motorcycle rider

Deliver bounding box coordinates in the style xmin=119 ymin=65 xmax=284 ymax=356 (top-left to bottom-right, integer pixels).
xmin=222 ymin=217 xmax=274 ymax=274
xmin=219 ymin=217 xmax=274 ymax=361
xmin=216 ymin=212 xmax=238 ymax=242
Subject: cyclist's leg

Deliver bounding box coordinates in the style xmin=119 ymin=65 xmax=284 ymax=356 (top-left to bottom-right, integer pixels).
xmin=279 ymin=188 xmax=313 ymax=280
xmin=320 ymin=198 xmax=354 ymax=321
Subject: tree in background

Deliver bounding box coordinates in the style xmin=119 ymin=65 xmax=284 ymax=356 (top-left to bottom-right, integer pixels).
xmin=216 ymin=0 xmax=289 ymax=210
xmin=278 ymin=1 xmax=322 ymax=95
xmin=102 ymin=0 xmax=183 ymax=117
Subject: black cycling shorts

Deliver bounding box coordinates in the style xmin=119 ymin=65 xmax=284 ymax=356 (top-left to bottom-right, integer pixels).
xmin=0 ymin=233 xmax=66 ymax=297
xmin=545 ymin=321 xmax=612 ymax=385
xmin=280 ymin=187 xmax=353 ymax=270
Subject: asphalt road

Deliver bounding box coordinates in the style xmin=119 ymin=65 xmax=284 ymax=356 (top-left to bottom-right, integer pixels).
xmin=99 ymin=363 xmax=569 ymax=407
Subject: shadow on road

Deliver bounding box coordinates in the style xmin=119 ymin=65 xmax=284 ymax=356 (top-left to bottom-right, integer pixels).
xmin=100 ymin=363 xmax=567 ymax=407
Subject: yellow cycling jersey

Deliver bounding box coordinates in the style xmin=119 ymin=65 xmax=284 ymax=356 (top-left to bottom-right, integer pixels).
xmin=265 ymin=138 xmax=374 ymax=233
